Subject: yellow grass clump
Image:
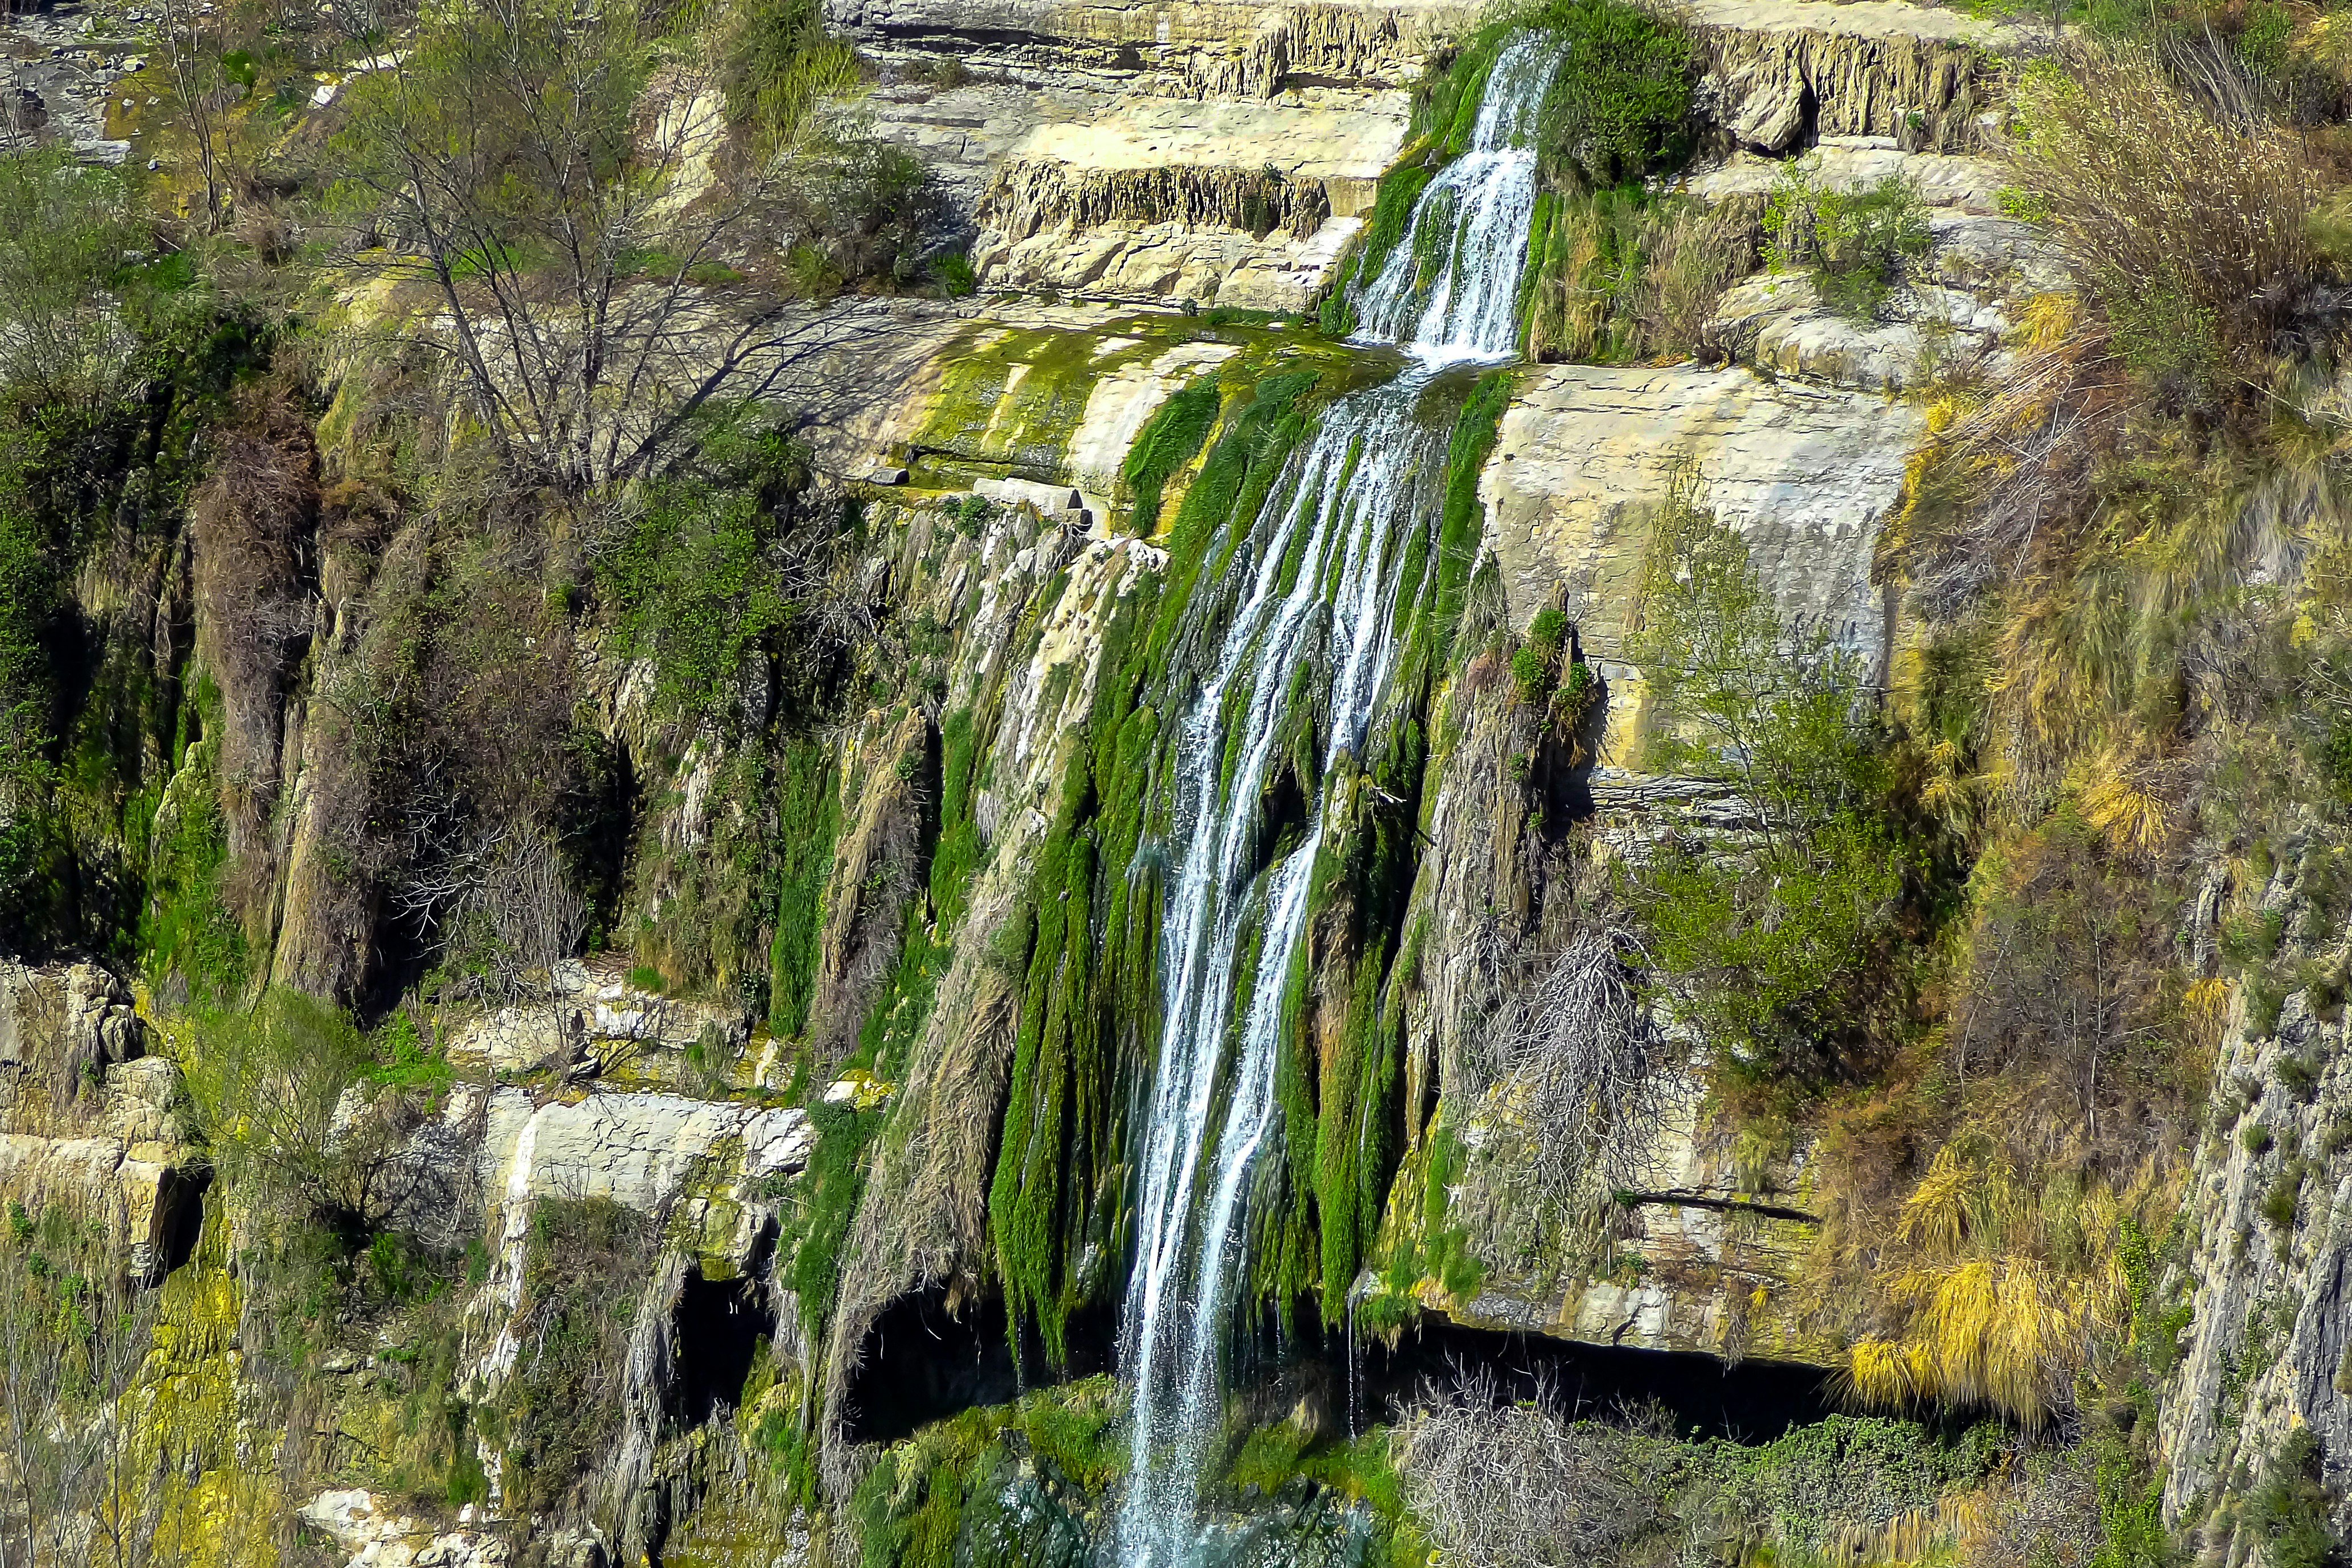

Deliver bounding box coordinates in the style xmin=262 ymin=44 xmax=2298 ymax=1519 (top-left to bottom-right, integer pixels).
xmin=1846 ymin=1138 xmax=2140 ymax=1426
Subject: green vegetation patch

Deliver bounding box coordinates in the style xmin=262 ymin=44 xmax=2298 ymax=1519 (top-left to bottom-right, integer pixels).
xmin=1765 ymin=160 xmax=1932 ymax=319
xmin=911 ymin=321 xmax=1177 ymax=484
xmin=1618 ymin=486 xmax=1926 ymax=1087
xmin=1119 ymin=374 xmax=1220 ymax=535
xmin=851 ymin=1377 xmax=1123 ymax=1568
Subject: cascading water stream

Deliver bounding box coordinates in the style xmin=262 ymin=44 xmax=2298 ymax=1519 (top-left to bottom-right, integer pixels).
xmin=1113 ymin=32 xmax=1559 ymax=1566
xmin=1351 ymin=36 xmax=1563 ymax=362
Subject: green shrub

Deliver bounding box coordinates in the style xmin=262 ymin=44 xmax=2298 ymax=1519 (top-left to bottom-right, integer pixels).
xmin=1765 ymin=162 xmax=1930 ymax=316
xmin=2222 ymin=906 xmax=2286 ymax=965
xmin=593 ymin=414 xmax=823 ymax=725
xmin=932 ymin=249 xmax=976 ymax=298
xmin=2279 ymin=1053 xmax=2322 ymax=1100
xmin=778 ymin=138 xmax=947 ymax=296
xmin=1510 ymin=644 xmax=1552 ymax=704
xmin=2244 ymin=1121 xmax=2275 ymax=1156
xmin=723 ymin=0 xmax=858 ymax=154
xmin=2251 ymin=1430 xmax=2338 ymax=1568
xmin=2259 ymin=1171 xmax=2300 ymax=1231
xmin=178 ymin=989 xmax=389 ymax=1233
xmin=1525 ymin=0 xmax=1695 ymax=185
xmin=1620 ymin=488 xmax=1922 ymax=1082
xmin=2008 ymin=46 xmax=2317 ymax=399
xmin=494 ymin=1198 xmax=654 ymax=1515
xmin=1557 ymin=659 xmax=1598 ymax=718
xmin=368 ymin=1009 xmax=452 ymax=1088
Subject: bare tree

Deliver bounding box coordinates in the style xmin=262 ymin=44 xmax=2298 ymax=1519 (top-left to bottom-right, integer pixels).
xmin=0 ymin=1203 xmax=171 ymax=1568
xmin=150 ymin=0 xmax=252 ymax=232
xmin=1396 ymin=1374 xmax=1670 ymax=1568
xmin=324 ymin=0 xmax=909 ymax=493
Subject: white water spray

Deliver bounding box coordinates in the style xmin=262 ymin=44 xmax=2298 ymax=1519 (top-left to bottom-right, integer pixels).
xmin=1353 ymin=36 xmax=1563 ymax=365
xmin=1113 ymin=30 xmax=1561 ymax=1567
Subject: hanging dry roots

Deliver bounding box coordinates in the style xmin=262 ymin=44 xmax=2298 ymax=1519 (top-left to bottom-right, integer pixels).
xmin=1465 ymin=925 xmax=1672 ymax=1224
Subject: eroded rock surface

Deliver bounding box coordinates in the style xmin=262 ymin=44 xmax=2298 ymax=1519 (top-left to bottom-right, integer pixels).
xmin=0 ymin=961 xmax=199 ymax=1278
xmin=1478 ymin=362 xmax=1920 ymax=753
xmin=1693 ymin=143 xmax=2068 ymax=391
xmin=2161 ymin=992 xmax=2352 ymax=1548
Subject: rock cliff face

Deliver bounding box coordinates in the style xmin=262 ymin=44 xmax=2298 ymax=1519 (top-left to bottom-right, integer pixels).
xmin=2163 ymin=985 xmax=2352 ymax=1557
xmin=16 ymin=0 xmax=2287 ymax=1561
xmin=0 ymin=962 xmax=199 ymax=1281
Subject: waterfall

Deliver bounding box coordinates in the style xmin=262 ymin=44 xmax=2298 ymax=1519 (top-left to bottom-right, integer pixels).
xmin=1112 ymin=30 xmax=1559 ymax=1567
xmin=1352 ymin=35 xmax=1563 ymax=365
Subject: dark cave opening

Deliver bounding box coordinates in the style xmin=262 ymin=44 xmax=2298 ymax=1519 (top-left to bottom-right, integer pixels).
xmin=843 ymin=1287 xmax=1119 ymax=1446
xmin=150 ymin=1165 xmax=209 ymax=1282
xmin=843 ymin=1285 xmax=1857 ymax=1450
xmin=1335 ymin=1314 xmax=1840 ymax=1442
xmin=674 ymin=1267 xmax=777 ymax=1423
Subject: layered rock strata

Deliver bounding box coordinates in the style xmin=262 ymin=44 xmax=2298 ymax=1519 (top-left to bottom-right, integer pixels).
xmin=0 ymin=962 xmax=199 ymax=1280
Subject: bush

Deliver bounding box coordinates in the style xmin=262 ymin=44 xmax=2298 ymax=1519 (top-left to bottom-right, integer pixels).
xmin=723 ymin=0 xmax=859 ymax=155
xmin=1526 ymin=0 xmax=1695 ymax=186
xmin=2259 ymin=1171 xmax=2300 ymax=1231
xmin=176 ymin=988 xmax=397 ymax=1235
xmin=771 ymin=137 xmax=947 ymax=297
xmin=593 ymin=413 xmax=837 ymax=727
xmin=2008 ymin=45 xmax=2321 ymax=388
xmin=2251 ymin=1430 xmax=2339 ymax=1568
xmin=0 ymin=151 xmax=145 ymax=411
xmin=1765 ymin=161 xmax=1930 ymax=317
xmin=1620 ymin=488 xmax=1922 ymax=1083
xmin=1512 ymin=608 xmax=1569 ymax=704
xmin=1414 ymin=0 xmax=1693 ymax=187
xmin=1946 ymin=816 xmax=2195 ymax=1159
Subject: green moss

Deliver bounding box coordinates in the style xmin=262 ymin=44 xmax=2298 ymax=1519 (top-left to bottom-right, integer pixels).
xmin=988 ymin=750 xmax=1101 ymax=1367
xmin=1321 ymin=160 xmax=1437 ymax=336
xmin=988 ymin=568 xmax=1165 ymax=1369
xmin=1230 ymin=1421 xmax=1313 ymax=1494
xmin=766 ymin=737 xmax=839 ymax=1037
xmin=1145 ymin=368 xmax=1324 ymax=672
xmin=912 ymin=321 xmax=1189 ymax=482
xmin=843 ymin=709 xmax=991 ymax=1088
xmin=137 ymin=718 xmax=249 ymax=1006
xmin=1120 ymin=375 xmax=1220 ymax=535
xmin=852 ymin=1377 xmax=1123 ymax=1568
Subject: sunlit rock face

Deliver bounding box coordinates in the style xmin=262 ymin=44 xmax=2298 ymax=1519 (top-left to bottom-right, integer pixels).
xmin=0 ymin=961 xmax=200 ymax=1281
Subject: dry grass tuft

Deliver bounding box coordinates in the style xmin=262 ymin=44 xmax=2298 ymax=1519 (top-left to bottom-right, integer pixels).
xmin=2011 ymin=42 xmax=2322 ymax=376
xmin=1842 ymin=1137 xmax=2148 ymax=1426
